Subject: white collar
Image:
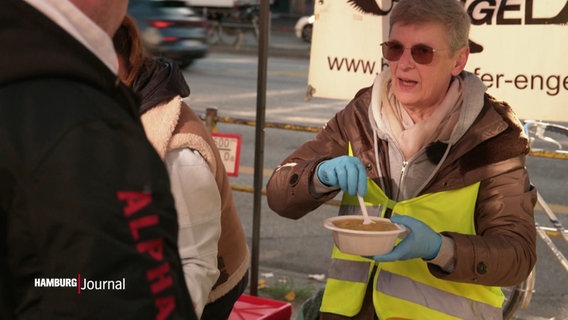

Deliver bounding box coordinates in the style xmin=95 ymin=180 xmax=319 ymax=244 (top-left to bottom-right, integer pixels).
xmin=24 ymin=0 xmax=118 ymax=74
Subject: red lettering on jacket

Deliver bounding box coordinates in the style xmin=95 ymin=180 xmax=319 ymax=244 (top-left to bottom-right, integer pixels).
xmin=147 ymin=262 xmax=173 ymax=294
xmin=155 ymin=296 xmax=176 ymax=320
xmin=137 ymin=238 xmax=164 ymax=261
xmin=117 ymin=191 xmax=153 ymax=217
xmin=117 ymin=190 xmax=175 ymax=320
xmin=129 ymin=215 xmax=159 ymax=240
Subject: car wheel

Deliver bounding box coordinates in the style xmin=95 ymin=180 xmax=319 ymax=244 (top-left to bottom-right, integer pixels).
xmin=302 ymin=24 xmax=313 ymax=43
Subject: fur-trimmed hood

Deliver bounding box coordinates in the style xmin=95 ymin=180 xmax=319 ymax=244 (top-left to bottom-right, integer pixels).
xmin=140 ymin=96 xmax=217 ymax=174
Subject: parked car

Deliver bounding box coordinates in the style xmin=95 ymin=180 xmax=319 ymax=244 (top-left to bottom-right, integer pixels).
xmin=128 ymin=0 xmax=208 ymax=68
xmin=294 ymin=15 xmax=314 ymax=43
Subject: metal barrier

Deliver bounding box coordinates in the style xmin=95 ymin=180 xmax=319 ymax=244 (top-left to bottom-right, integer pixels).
xmin=527 ymin=149 xmax=568 ymax=160
xmin=204 ymin=107 xmax=321 ymax=133
xmin=203 ymin=107 xmax=343 ymax=209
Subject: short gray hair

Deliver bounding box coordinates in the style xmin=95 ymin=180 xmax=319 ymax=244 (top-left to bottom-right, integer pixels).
xmin=389 ymin=0 xmax=470 ymax=52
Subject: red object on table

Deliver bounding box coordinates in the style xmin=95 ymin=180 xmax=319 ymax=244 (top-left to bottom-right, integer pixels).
xmin=228 ymin=294 xmax=292 ymax=320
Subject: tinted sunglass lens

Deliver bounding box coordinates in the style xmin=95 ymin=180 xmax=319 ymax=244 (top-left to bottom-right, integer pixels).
xmin=410 ymin=45 xmax=434 ymax=64
xmin=381 ymin=42 xmax=436 ymax=64
xmin=382 ymin=42 xmax=403 ymax=61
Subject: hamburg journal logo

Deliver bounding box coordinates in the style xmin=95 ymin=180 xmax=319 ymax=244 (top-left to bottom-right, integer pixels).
xmin=34 ymin=275 xmax=126 ymax=294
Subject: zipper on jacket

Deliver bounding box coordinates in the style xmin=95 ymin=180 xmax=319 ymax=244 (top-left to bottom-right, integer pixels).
xmin=394 ymin=159 xmax=408 ymax=201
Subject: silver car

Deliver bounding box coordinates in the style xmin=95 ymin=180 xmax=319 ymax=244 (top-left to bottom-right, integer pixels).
xmin=128 ymin=0 xmax=209 ymax=68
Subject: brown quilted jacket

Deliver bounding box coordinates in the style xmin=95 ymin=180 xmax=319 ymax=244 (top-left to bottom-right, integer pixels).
xmin=266 ymin=78 xmax=537 ymax=290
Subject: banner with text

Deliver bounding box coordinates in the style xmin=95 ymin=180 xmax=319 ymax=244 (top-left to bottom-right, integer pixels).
xmin=307 ymin=0 xmax=568 ymax=121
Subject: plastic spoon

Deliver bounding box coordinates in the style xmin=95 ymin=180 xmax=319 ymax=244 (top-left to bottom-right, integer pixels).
xmin=357 ymin=195 xmax=374 ymax=225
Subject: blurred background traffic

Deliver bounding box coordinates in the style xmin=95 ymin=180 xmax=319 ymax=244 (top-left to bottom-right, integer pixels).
xmin=127 ymin=0 xmax=314 ymax=68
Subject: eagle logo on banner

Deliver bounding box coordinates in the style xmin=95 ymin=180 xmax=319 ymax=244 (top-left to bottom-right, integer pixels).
xmin=346 ymin=0 xmax=483 ymax=53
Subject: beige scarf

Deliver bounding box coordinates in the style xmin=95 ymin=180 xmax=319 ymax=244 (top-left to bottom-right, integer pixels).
xmin=373 ymin=70 xmax=464 ymax=159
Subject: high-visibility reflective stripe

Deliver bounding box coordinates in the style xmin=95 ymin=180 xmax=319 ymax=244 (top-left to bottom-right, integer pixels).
xmin=339 ymin=204 xmax=383 ymax=217
xmin=377 ymin=270 xmax=502 ymax=319
xmin=328 ymin=258 xmax=371 ymax=283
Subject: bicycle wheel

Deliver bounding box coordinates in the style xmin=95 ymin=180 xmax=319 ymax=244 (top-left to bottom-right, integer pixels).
xmin=251 ymin=15 xmax=260 ymax=40
xmin=219 ymin=26 xmax=242 ymax=46
xmin=207 ymin=22 xmax=221 ymax=45
xmin=501 ymin=268 xmax=536 ymax=320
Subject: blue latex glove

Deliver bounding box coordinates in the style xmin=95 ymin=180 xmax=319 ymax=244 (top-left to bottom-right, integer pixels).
xmin=371 ymin=215 xmax=442 ymax=262
xmin=316 ymin=156 xmax=367 ymax=196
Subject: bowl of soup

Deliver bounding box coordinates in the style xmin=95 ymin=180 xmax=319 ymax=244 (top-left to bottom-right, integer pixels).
xmin=323 ymin=215 xmax=407 ymax=256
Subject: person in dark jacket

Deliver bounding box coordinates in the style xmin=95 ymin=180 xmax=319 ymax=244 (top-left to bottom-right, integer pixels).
xmin=114 ymin=16 xmax=250 ymax=319
xmin=0 ymin=1 xmax=197 ymax=319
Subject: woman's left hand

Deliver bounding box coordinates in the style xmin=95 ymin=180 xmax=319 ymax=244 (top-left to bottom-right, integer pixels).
xmin=370 ymin=215 xmax=442 ymax=262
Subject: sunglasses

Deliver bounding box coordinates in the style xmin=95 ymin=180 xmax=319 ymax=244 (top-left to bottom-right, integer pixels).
xmin=380 ymin=41 xmax=446 ymax=65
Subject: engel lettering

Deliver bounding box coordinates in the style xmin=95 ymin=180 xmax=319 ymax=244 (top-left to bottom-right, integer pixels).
xmin=466 ymin=0 xmax=568 ymax=26
xmin=474 ymin=68 xmax=568 ymax=97
xmin=337 ymin=0 xmax=568 ymax=26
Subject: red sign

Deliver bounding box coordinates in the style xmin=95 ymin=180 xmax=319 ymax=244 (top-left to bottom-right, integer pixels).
xmin=211 ymin=132 xmax=242 ymax=177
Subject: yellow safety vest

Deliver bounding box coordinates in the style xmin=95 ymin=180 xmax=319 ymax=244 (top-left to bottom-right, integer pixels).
xmin=320 ymin=154 xmax=504 ymax=319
